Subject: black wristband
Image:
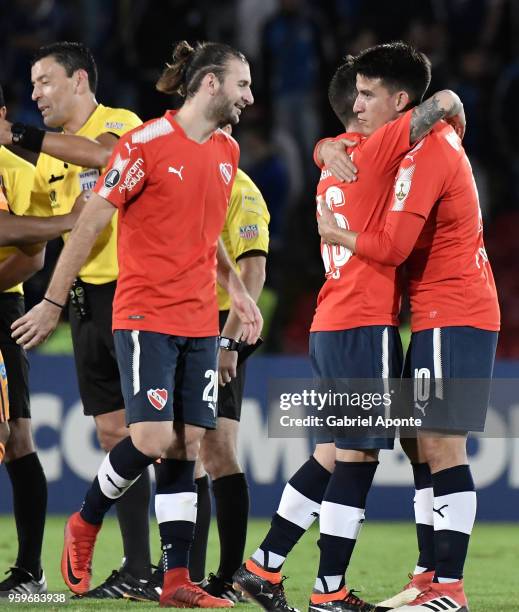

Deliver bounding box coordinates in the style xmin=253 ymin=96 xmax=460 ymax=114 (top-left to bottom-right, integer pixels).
xmin=43 ymin=296 xmax=65 ymax=310
xmin=220 ymin=336 xmax=241 ymax=351
xmin=11 ymin=122 xmax=45 ymax=153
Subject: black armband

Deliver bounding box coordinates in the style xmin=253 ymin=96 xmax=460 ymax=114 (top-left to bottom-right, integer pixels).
xmin=11 ymin=122 xmax=45 ymax=153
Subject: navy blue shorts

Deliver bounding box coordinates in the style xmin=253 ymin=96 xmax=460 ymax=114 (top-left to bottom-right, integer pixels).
xmin=309 ymin=326 xmax=403 ymax=450
xmin=403 ymin=326 xmax=498 ymax=433
xmin=114 ymin=330 xmax=219 ymax=428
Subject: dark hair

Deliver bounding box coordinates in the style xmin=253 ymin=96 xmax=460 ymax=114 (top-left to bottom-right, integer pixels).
xmin=355 ymin=41 xmax=431 ymax=106
xmin=0 ymin=84 xmax=4 ymax=107
xmin=31 ymin=42 xmax=98 ymax=93
xmin=156 ymin=40 xmax=248 ymax=98
xmin=328 ymin=56 xmax=358 ymax=126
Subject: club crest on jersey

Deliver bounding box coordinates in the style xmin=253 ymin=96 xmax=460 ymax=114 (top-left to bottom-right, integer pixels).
xmin=219 ymin=163 xmax=232 ymax=185
xmin=104 ymin=168 xmax=121 ymax=189
xmin=239 ymin=224 xmax=259 ymax=240
xmin=147 ymin=388 xmax=168 ymax=410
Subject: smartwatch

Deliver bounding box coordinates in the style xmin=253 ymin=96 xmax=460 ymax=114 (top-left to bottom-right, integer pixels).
xmin=220 ymin=337 xmax=240 ymax=351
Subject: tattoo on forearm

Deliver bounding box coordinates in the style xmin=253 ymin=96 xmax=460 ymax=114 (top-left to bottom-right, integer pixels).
xmin=410 ymin=95 xmax=445 ymax=143
xmin=410 ymin=91 xmax=463 ymax=143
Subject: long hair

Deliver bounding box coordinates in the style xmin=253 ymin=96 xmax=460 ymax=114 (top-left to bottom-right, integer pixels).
xmin=156 ymin=41 xmax=247 ymax=98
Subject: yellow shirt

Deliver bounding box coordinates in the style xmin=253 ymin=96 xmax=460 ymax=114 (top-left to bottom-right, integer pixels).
xmin=218 ymin=168 xmax=270 ymax=311
xmin=0 ymin=146 xmax=37 ymax=294
xmin=28 ymin=104 xmax=141 ymax=284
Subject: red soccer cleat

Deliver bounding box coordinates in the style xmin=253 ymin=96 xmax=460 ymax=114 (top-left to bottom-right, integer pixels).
xmin=61 ymin=512 xmax=101 ymax=595
xmin=397 ymin=579 xmax=469 ymax=611
xmin=377 ymin=570 xmax=434 ymax=608
xmin=160 ymin=568 xmax=234 ymax=608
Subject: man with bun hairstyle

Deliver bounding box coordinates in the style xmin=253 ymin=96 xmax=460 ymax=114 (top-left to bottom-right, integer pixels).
xmin=13 ymin=40 xmax=260 ymax=609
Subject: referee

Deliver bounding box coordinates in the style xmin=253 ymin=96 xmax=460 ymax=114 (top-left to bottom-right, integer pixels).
xmin=0 ymin=44 xmax=156 ymax=600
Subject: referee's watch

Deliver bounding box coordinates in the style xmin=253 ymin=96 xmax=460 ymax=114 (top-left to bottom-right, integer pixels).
xmin=220 ymin=337 xmax=240 ymax=351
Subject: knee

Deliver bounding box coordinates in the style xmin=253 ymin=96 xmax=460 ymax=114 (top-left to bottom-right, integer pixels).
xmin=96 ymin=424 xmax=128 ymax=452
xmin=5 ymin=421 xmax=34 ymax=461
xmin=131 ymin=429 xmax=173 ymax=459
xmin=313 ymin=443 xmax=335 ymax=472
xmin=201 ymin=438 xmax=240 ymax=479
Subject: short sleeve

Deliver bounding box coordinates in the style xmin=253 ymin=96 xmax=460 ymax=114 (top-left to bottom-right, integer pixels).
xmin=94 ymin=134 xmax=148 ymax=208
xmin=228 ymin=185 xmax=270 ymax=260
xmin=10 ymin=163 xmax=36 ymax=215
xmin=390 ymin=137 xmax=445 ymax=219
xmin=359 ymin=110 xmax=413 ymax=175
xmin=26 ymin=166 xmax=52 ymax=217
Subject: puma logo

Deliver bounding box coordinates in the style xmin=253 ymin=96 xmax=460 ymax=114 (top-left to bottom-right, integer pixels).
xmin=125 ymin=142 xmax=138 ymax=155
xmin=433 ymin=504 xmax=449 ymax=518
xmin=105 ymin=473 xmax=124 ymax=494
xmin=168 ymin=165 xmax=184 ymax=180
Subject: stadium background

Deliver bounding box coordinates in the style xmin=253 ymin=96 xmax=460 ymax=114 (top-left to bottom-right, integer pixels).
xmin=0 ymin=0 xmax=518 ymax=522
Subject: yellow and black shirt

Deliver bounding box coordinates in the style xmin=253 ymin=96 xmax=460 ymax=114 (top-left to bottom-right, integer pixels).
xmin=0 ymin=146 xmax=37 ymax=294
xmin=218 ymin=168 xmax=270 ymax=311
xmin=28 ymin=104 xmax=141 ymax=284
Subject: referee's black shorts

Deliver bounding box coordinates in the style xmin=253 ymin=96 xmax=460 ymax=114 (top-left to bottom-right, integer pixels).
xmin=218 ymin=310 xmax=246 ymax=422
xmin=0 ymin=294 xmax=29 ymax=420
xmin=69 ymin=280 xmax=124 ymax=417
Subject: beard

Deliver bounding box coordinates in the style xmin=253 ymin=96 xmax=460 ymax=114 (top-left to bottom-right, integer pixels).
xmin=207 ymin=92 xmax=239 ymax=128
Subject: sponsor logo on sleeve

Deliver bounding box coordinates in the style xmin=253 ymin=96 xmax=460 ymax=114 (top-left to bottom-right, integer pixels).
xmin=118 ymin=158 xmax=145 ymax=193
xmin=239 ymin=224 xmax=259 ymax=240
xmin=104 ymin=168 xmax=121 ymax=189
xmin=219 ymin=162 xmax=232 ymax=185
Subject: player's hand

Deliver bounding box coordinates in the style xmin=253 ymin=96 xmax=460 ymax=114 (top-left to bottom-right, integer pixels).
xmin=69 ymin=190 xmax=92 ymax=224
xmin=321 ymin=139 xmax=358 ymax=182
xmin=229 ymin=292 xmax=263 ymax=344
xmin=218 ymin=348 xmax=238 ymax=386
xmin=0 ymin=118 xmax=13 ymax=146
xmin=317 ymin=201 xmax=340 ymax=244
xmin=11 ymin=300 xmax=61 ymax=349
xmin=445 ymin=106 xmax=466 ymax=140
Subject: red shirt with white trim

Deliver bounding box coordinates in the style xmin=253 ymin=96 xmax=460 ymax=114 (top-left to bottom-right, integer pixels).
xmin=94 ymin=111 xmax=239 ymax=336
xmin=356 ymin=122 xmax=500 ymax=332
xmin=311 ymin=110 xmax=413 ymax=332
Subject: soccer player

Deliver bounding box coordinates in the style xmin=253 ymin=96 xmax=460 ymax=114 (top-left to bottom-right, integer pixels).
xmin=12 ymin=40 xmax=261 ymax=608
xmin=0 ymin=43 xmax=159 ymax=599
xmin=196 ymin=156 xmax=269 ymax=600
xmin=316 ymin=45 xmax=498 ymax=612
xmin=234 ymin=45 xmax=464 ymax=612
xmin=0 ymin=82 xmax=92 ymax=597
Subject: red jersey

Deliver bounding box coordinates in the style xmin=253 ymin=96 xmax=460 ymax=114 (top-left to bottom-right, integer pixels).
xmin=311 ymin=110 xmax=414 ymax=332
xmin=387 ymin=123 xmax=500 ymax=332
xmin=94 ymin=111 xmax=239 ymax=336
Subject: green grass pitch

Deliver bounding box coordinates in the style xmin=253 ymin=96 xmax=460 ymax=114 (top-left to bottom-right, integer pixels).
xmin=0 ymin=516 xmax=514 ymax=611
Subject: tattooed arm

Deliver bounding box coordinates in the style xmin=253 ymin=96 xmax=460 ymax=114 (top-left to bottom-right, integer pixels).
xmin=410 ymin=90 xmax=464 ymax=144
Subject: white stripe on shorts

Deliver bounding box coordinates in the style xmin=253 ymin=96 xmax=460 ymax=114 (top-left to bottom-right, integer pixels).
xmin=433 ymin=328 xmax=444 ymax=399
xmin=131 ymin=330 xmax=140 ymax=395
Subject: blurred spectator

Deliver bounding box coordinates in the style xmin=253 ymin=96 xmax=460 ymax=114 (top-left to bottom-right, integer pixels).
xmin=261 ymin=0 xmax=328 ymax=178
